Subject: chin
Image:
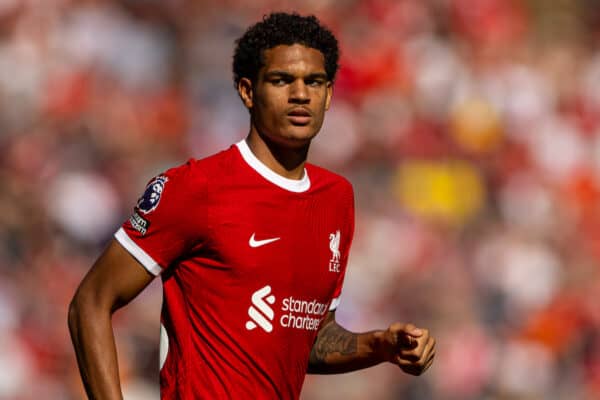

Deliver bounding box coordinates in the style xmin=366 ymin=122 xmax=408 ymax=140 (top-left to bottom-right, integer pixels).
xmin=289 ymin=124 xmax=321 ymax=139
xmin=285 ymin=131 xmax=319 ymax=146
xmin=264 ymin=128 xmax=317 ymax=148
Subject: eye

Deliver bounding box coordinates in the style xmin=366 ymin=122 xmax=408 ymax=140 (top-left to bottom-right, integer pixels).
xmin=269 ymin=76 xmax=292 ymax=86
xmin=306 ymin=78 xmax=326 ymax=87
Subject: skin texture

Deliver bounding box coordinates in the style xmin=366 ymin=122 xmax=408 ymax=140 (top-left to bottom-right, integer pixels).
xmin=68 ymin=43 xmax=435 ymax=399
xmin=68 ymin=240 xmax=155 ymax=400
xmin=238 ymin=44 xmax=332 ymax=179
xmin=308 ymin=312 xmax=435 ymax=375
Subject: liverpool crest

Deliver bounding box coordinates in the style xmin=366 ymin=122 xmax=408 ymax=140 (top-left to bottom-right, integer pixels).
xmin=328 ymin=230 xmax=341 ymax=272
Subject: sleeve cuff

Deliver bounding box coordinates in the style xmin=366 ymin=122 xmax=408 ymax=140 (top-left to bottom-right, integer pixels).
xmin=329 ymin=297 xmax=341 ymax=311
xmin=114 ymin=228 xmax=162 ymax=276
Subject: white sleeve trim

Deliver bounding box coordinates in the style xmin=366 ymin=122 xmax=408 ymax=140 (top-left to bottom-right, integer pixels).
xmin=329 ymin=297 xmax=341 ymax=311
xmin=114 ymin=228 xmax=162 ymax=276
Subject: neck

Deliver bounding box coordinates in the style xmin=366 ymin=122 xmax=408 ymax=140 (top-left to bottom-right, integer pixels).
xmin=245 ymin=131 xmax=309 ymax=180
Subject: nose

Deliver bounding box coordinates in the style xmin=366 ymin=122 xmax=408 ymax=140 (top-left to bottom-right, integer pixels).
xmin=289 ymin=80 xmax=309 ymax=103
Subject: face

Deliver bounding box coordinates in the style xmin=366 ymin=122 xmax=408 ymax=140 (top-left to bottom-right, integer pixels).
xmin=238 ymin=44 xmax=333 ymax=148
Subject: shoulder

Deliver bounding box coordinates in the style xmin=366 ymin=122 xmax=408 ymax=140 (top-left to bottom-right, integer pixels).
xmin=161 ymin=145 xmax=238 ymax=184
xmin=306 ymin=163 xmax=354 ymax=195
xmin=135 ymin=147 xmax=235 ymax=212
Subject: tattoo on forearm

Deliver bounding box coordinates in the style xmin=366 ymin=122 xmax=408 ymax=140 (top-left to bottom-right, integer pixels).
xmin=312 ymin=322 xmax=357 ymax=363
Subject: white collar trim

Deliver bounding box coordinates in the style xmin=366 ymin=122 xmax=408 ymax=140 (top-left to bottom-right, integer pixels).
xmin=235 ymin=139 xmax=311 ymax=193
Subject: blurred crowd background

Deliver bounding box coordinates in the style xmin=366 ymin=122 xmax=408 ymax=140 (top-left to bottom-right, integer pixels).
xmin=2 ymin=0 xmax=600 ymax=399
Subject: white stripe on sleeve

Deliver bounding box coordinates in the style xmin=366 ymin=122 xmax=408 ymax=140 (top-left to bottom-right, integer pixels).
xmin=329 ymin=297 xmax=341 ymax=311
xmin=114 ymin=228 xmax=162 ymax=276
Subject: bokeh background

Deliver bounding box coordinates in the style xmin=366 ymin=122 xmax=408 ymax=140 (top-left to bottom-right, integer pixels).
xmin=2 ymin=0 xmax=600 ymax=399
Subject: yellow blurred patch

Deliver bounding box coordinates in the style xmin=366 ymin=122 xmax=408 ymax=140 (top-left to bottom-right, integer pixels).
xmin=393 ymin=160 xmax=486 ymax=225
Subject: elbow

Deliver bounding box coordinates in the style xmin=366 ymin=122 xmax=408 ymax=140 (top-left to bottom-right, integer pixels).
xmin=67 ymin=288 xmax=100 ymax=334
xmin=68 ymin=291 xmax=84 ymax=335
xmin=68 ymin=285 xmax=115 ymax=331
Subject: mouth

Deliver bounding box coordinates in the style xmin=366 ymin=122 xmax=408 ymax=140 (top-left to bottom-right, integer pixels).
xmin=287 ymin=108 xmax=312 ymax=125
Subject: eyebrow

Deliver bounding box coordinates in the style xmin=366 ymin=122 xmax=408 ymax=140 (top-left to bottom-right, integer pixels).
xmin=264 ymin=71 xmax=329 ymax=80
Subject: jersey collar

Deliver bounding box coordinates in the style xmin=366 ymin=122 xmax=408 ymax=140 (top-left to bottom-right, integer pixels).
xmin=235 ymin=139 xmax=311 ymax=193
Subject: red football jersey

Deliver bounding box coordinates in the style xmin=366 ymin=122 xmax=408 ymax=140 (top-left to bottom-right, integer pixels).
xmin=115 ymin=140 xmax=355 ymax=399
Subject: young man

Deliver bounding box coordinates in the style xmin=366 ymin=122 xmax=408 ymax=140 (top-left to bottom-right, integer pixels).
xmin=69 ymin=12 xmax=435 ymax=399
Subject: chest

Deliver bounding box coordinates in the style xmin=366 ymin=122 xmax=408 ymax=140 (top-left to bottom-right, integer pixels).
xmin=205 ymin=186 xmax=346 ymax=298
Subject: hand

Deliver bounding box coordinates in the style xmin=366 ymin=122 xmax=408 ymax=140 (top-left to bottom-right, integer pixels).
xmin=381 ymin=323 xmax=435 ymax=376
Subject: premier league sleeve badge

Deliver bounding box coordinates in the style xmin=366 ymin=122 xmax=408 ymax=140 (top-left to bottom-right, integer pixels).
xmin=136 ymin=175 xmax=169 ymax=214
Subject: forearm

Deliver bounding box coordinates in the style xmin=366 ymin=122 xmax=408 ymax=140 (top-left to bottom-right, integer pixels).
xmin=307 ymin=321 xmax=387 ymax=374
xmin=68 ymin=297 xmax=124 ymax=400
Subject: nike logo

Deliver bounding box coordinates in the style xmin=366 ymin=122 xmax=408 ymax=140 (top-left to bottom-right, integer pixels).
xmin=249 ymin=233 xmax=280 ymax=248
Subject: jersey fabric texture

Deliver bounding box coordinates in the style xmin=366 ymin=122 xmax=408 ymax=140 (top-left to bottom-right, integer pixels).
xmin=114 ymin=140 xmax=355 ymax=399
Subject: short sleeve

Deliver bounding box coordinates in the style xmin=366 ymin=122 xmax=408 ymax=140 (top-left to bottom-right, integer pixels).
xmin=115 ymin=161 xmax=206 ymax=275
xmin=329 ymin=183 xmax=355 ymax=311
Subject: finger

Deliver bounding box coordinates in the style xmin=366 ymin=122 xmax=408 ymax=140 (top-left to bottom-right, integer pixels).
xmin=396 ymin=349 xmax=434 ymax=366
xmin=395 ymin=357 xmax=428 ymax=376
xmin=396 ymin=327 xmax=427 ymax=350
xmin=426 ymin=347 xmax=436 ymax=366
xmin=422 ymin=354 xmax=435 ymax=372
xmin=390 ymin=322 xmax=423 ymax=338
xmin=425 ymin=352 xmax=435 ymax=368
xmin=402 ymin=331 xmax=432 ymax=355
xmin=428 ymin=337 xmax=436 ymax=355
xmin=424 ymin=339 xmax=436 ymax=363
xmin=420 ymin=336 xmax=435 ymax=358
xmin=399 ymin=336 xmax=435 ymax=361
xmin=398 ymin=333 xmax=418 ymax=350
xmin=395 ymin=357 xmax=419 ymax=367
xmin=395 ymin=346 xmax=435 ymax=376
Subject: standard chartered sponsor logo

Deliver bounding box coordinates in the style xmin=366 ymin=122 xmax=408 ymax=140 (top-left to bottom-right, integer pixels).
xmin=245 ymin=285 xmax=329 ymax=333
xmin=280 ymin=296 xmax=328 ymax=331
xmin=245 ymin=285 xmax=276 ymax=332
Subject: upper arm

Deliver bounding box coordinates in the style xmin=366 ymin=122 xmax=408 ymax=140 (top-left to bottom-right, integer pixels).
xmin=71 ymin=239 xmax=155 ymax=313
xmin=71 ymin=162 xmax=205 ymax=314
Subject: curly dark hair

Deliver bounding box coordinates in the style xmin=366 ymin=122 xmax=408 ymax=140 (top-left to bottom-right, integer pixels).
xmin=233 ymin=12 xmax=339 ymax=88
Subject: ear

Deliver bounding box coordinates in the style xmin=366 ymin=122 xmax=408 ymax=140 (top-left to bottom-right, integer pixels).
xmin=238 ymin=77 xmax=254 ymax=109
xmin=325 ymin=81 xmax=333 ymax=111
